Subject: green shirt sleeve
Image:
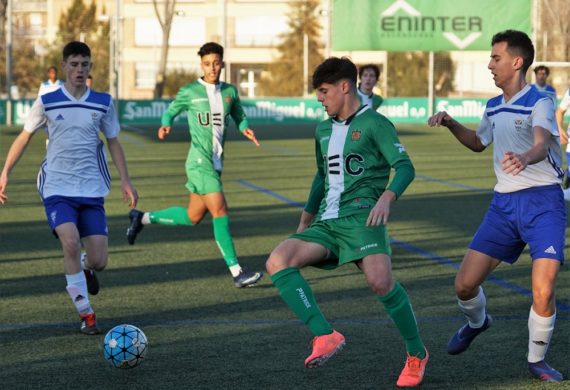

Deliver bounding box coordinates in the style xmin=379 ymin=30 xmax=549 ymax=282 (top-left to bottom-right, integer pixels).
xmin=374 ymin=115 xmax=415 ymax=198
xmin=161 ymin=85 xmax=191 ymax=127
xmin=229 ymin=85 xmax=249 ymax=132
xmin=304 ymin=134 xmax=325 ymax=214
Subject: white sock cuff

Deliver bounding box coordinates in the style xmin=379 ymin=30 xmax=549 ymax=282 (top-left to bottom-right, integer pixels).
xmin=529 ymin=307 xmax=556 ymax=327
xmin=458 ymin=286 xmax=485 ymax=307
xmin=142 ymin=213 xmax=151 ymax=224
xmin=65 ymin=271 xmax=86 ymax=285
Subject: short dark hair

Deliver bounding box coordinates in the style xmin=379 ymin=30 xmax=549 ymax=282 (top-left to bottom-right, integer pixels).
xmin=533 ymin=65 xmax=550 ymax=76
xmin=358 ymin=64 xmax=380 ymax=79
xmin=198 ymin=42 xmax=224 ymax=59
xmin=62 ymin=41 xmax=91 ymax=61
xmin=47 ymin=66 xmax=57 ymax=73
xmin=491 ymin=30 xmax=534 ymax=74
xmin=312 ymin=57 xmax=357 ymax=90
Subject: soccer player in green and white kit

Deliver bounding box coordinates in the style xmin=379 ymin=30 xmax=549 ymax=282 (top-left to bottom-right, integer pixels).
xmin=265 ymin=57 xmax=428 ymax=387
xmin=127 ymin=42 xmax=263 ymax=288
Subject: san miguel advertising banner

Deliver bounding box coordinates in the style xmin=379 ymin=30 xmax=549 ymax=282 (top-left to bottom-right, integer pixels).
xmin=332 ymin=0 xmax=531 ymax=51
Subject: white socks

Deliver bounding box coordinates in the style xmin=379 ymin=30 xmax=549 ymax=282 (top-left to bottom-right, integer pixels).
xmin=458 ymin=287 xmax=487 ymax=328
xmin=229 ymin=264 xmax=243 ymax=277
xmin=528 ymin=306 xmax=555 ymax=363
xmin=65 ymin=271 xmax=92 ymax=315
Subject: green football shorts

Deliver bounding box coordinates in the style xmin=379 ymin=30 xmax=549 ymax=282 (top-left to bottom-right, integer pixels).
xmin=185 ymin=168 xmax=223 ymax=195
xmin=290 ymin=212 xmax=392 ymax=270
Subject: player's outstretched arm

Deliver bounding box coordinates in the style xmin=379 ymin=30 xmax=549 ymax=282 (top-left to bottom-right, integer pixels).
xmin=158 ymin=126 xmax=171 ymax=140
xmin=0 ymin=130 xmax=34 ymax=204
xmin=428 ymin=111 xmax=485 ymax=152
xmin=243 ymin=128 xmax=260 ymax=146
xmin=106 ymin=137 xmax=139 ymax=208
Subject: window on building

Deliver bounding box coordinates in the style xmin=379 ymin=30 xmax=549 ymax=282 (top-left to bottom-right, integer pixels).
xmin=234 ymin=16 xmax=287 ymax=47
xmin=134 ymin=17 xmax=205 ymax=46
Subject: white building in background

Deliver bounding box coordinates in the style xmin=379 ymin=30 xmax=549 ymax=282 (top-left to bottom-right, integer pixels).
xmin=14 ymin=0 xmax=501 ymax=100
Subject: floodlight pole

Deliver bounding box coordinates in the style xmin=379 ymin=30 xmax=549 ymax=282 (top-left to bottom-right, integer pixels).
xmin=303 ymin=33 xmax=309 ymax=97
xmin=6 ymin=0 xmax=13 ymax=125
xmin=428 ymin=51 xmax=434 ymax=117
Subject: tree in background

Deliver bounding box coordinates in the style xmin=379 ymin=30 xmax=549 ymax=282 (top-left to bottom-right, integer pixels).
xmin=537 ymin=0 xmax=570 ymax=86
xmin=258 ymin=0 xmax=324 ymax=97
xmin=152 ymin=0 xmax=177 ymax=99
xmin=387 ymin=52 xmax=455 ymax=97
xmin=43 ymin=0 xmax=110 ymax=93
xmin=163 ymin=68 xmax=199 ymax=98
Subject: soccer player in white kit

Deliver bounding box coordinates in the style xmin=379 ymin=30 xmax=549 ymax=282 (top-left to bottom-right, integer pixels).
xmin=428 ymin=30 xmax=565 ymax=382
xmin=0 ymin=41 xmax=139 ymax=335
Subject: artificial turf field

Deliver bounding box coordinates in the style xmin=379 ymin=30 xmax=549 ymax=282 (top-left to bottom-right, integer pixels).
xmin=0 ymin=122 xmax=569 ymax=389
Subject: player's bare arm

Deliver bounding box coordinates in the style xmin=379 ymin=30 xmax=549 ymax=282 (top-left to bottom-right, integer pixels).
xmin=0 ymin=130 xmax=34 ymax=204
xmin=296 ymin=210 xmax=315 ymax=233
xmin=501 ymin=126 xmax=550 ymax=176
xmin=367 ymin=190 xmax=396 ymax=226
xmin=555 ymin=108 xmax=568 ymax=145
xmin=243 ymin=128 xmax=260 ymax=147
xmin=428 ymin=111 xmax=486 ymax=152
xmin=158 ymin=126 xmax=171 ymax=140
xmin=107 ymin=137 xmax=139 ymax=208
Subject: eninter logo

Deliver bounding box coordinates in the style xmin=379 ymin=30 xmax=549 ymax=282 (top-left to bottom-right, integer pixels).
xmin=380 ymin=0 xmax=483 ymax=49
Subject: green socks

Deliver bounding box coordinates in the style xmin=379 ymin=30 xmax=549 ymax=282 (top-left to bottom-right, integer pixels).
xmin=148 ymin=210 xmax=239 ymax=267
xmin=378 ymin=282 xmax=425 ymax=358
xmin=149 ymin=207 xmax=192 ymax=226
xmin=212 ymin=216 xmax=238 ymax=267
xmin=271 ymin=267 xmax=333 ymax=336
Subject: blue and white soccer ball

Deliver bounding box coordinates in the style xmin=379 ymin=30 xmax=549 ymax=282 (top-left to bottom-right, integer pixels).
xmin=103 ymin=324 xmax=148 ymax=369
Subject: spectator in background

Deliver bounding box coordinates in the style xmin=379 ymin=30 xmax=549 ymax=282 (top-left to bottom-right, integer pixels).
xmin=532 ymin=65 xmax=557 ymax=107
xmin=38 ymin=66 xmax=64 ymax=96
xmin=357 ymin=64 xmax=383 ymax=111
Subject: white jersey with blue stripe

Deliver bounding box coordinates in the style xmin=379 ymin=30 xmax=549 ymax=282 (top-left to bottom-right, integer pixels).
xmin=38 ymin=79 xmax=65 ymax=96
xmin=532 ymin=83 xmax=557 ymax=108
xmin=476 ymin=84 xmax=562 ymax=193
xmin=25 ymin=86 xmax=120 ymax=198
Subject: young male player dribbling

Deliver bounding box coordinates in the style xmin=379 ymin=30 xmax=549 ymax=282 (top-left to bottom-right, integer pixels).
xmin=265 ymin=57 xmax=428 ymax=387
xmin=428 ymin=30 xmax=565 ymax=382
xmin=0 ymin=41 xmax=139 ymax=335
xmin=126 ymin=42 xmax=263 ymax=288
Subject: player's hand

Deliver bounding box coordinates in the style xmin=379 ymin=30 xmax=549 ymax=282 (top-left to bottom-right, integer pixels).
xmin=428 ymin=111 xmax=454 ymax=128
xmin=367 ymin=191 xmax=396 ymax=226
xmin=243 ymin=128 xmax=260 ymax=146
xmin=121 ymin=180 xmax=139 ymax=208
xmin=501 ymin=151 xmax=527 ymax=176
xmin=158 ymin=126 xmax=171 ymax=140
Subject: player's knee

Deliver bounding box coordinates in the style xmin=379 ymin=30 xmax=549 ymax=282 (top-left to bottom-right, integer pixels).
xmin=367 ymin=276 xmax=393 ymax=295
xmin=532 ymin=286 xmax=554 ymax=308
xmin=454 ymin=279 xmax=479 ymax=300
xmin=266 ymin=246 xmax=295 ymax=275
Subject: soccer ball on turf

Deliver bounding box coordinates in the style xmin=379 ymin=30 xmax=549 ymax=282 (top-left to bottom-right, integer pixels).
xmin=103 ymin=324 xmax=148 ymax=369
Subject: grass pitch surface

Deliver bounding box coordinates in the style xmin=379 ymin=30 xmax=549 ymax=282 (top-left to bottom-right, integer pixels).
xmin=1 ymin=123 xmax=568 ymax=389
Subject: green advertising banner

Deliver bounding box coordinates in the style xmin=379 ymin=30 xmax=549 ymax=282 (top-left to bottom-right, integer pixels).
xmin=332 ymin=0 xmax=531 ymax=51
xmin=119 ymin=99 xmax=327 ymax=125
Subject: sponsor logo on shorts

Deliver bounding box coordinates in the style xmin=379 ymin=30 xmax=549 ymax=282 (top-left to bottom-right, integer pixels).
xmin=296 ymin=288 xmax=312 ymax=308
xmin=544 ymin=246 xmax=557 ymax=254
xmin=394 ymin=143 xmax=406 ymax=153
xmin=360 ymin=243 xmax=378 ymax=251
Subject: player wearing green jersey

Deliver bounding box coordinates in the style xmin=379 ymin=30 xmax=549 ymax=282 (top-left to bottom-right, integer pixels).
xmin=126 ymin=42 xmax=263 ymax=288
xmin=358 ymin=64 xmax=383 ymax=111
xmin=265 ymin=57 xmax=428 ymax=387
